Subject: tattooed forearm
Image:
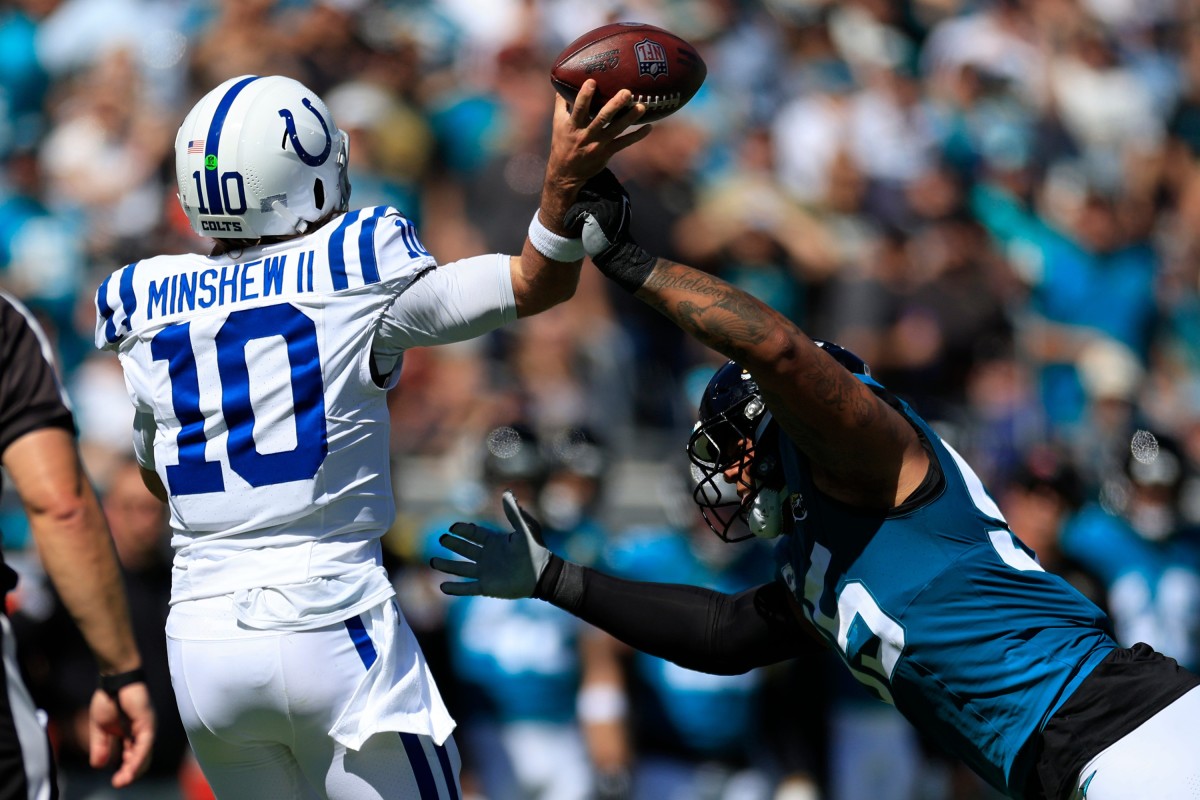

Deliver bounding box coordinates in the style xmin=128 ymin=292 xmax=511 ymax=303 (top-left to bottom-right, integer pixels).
xmin=642 ymin=267 xmax=727 ymax=299
xmin=635 ymin=258 xmax=916 ymax=504
xmin=641 ymin=261 xmax=789 ymax=359
xmin=804 ymin=356 xmax=877 ymax=427
xmin=639 ymin=261 xmax=876 ymax=430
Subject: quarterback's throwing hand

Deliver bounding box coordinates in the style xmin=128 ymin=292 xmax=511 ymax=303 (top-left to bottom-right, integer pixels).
xmin=547 ymin=80 xmax=651 ymax=192
xmin=433 ymin=491 xmax=551 ymax=599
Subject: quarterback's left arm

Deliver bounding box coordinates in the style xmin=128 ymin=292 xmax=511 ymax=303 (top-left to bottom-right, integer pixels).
xmin=510 ymin=81 xmax=650 ymax=317
xmin=130 ymin=408 xmax=167 ymax=503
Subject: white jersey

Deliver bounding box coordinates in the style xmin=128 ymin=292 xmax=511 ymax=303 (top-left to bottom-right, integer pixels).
xmin=95 ymin=206 xmax=513 ymax=626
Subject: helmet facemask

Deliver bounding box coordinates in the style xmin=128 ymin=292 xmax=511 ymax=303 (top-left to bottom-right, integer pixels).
xmin=686 ymin=372 xmax=779 ymax=542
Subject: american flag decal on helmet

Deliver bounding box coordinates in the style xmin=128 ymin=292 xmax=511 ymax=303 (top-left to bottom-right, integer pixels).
xmin=634 ymin=38 xmax=668 ymax=78
xmin=187 ymin=140 xmax=205 ymax=154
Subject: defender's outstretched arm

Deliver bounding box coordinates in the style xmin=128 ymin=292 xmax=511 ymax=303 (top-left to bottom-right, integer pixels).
xmin=566 ymin=173 xmax=928 ymax=508
xmin=432 ymin=492 xmax=810 ymax=674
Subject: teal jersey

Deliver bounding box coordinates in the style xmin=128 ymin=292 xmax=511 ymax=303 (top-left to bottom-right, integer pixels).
xmin=1062 ymin=505 xmax=1200 ymax=671
xmin=774 ymin=378 xmax=1116 ymax=796
xmin=443 ymin=595 xmax=584 ymax=723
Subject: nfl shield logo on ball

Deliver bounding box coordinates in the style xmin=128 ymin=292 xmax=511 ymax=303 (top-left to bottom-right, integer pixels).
xmin=634 ymin=38 xmax=668 ymax=78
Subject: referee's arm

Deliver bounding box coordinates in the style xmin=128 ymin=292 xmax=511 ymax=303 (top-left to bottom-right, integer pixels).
xmin=3 ymin=429 xmax=156 ymax=786
xmin=0 ymin=293 xmax=155 ymax=786
xmin=3 ymin=428 xmax=141 ymax=675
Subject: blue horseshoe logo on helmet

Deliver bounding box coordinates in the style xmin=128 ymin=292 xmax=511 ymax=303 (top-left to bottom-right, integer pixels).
xmin=278 ymin=98 xmax=332 ymax=167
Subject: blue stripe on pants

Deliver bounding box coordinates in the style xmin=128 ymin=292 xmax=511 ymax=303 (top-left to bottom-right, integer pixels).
xmin=344 ymin=614 xmax=377 ymax=669
xmin=400 ymin=734 xmax=439 ymax=799
xmin=434 ymin=741 xmax=460 ymax=800
xmin=343 ymin=615 xmax=456 ymax=798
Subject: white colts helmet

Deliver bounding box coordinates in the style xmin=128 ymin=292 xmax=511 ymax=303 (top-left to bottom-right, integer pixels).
xmin=175 ymin=75 xmax=350 ymax=239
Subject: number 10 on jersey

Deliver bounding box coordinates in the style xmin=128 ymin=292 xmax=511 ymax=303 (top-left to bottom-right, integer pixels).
xmin=150 ymin=303 xmax=328 ymax=496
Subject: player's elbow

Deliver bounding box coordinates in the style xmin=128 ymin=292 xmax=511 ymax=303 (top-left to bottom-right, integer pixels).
xmin=514 ymin=271 xmax=579 ymax=317
xmin=26 ymin=489 xmax=90 ymax=532
xmin=742 ymin=327 xmax=805 ymax=376
xmin=673 ymin=622 xmax=773 ymax=676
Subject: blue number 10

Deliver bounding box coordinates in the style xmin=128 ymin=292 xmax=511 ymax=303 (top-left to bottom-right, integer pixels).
xmin=150 ymin=304 xmax=328 ymax=496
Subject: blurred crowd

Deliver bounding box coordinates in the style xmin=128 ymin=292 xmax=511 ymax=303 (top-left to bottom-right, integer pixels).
xmin=5 ymin=0 xmax=1200 ymax=798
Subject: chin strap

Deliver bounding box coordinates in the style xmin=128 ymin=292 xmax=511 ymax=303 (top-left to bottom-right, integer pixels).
xmin=748 ymin=487 xmax=783 ymax=539
xmin=747 ymin=414 xmax=785 ymax=539
xmin=270 ymin=199 xmax=310 ymax=235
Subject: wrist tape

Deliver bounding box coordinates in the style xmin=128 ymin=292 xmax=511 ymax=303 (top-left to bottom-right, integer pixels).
xmin=534 ymin=554 xmax=585 ymax=611
xmin=577 ymin=684 xmax=628 ymax=722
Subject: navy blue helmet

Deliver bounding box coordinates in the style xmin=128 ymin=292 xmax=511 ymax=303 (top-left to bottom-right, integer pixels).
xmin=686 ymin=341 xmax=869 ymax=541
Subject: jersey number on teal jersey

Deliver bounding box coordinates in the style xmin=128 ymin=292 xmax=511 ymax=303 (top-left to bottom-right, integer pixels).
xmin=798 ymin=544 xmax=907 ymax=702
xmin=792 ymin=443 xmax=1042 ymax=704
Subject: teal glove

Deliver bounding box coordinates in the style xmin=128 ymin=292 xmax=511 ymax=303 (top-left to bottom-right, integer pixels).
xmin=432 ymin=490 xmax=551 ymax=598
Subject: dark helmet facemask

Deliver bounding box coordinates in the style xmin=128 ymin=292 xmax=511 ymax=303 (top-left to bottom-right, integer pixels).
xmin=688 ymin=343 xmax=869 ymax=543
xmin=686 ymin=363 xmax=776 ymax=542
xmin=688 ymin=419 xmax=784 ymax=543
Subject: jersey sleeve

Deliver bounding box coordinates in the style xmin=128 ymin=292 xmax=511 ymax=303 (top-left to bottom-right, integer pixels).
xmin=372 ymin=208 xmax=438 ymax=285
xmin=370 ymin=253 xmax=516 ymax=384
xmin=0 ymin=292 xmax=76 ymax=457
xmin=94 ymin=262 xmax=138 ymax=350
xmin=535 ymin=557 xmax=810 ymax=674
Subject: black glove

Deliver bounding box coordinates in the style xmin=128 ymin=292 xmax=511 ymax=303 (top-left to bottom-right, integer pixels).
xmin=432 ymin=490 xmax=552 ymax=599
xmin=564 ymin=169 xmax=657 ymax=293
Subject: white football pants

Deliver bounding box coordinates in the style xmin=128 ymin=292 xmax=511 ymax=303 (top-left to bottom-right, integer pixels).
xmin=1073 ymin=686 xmax=1200 ymax=799
xmin=166 ymin=598 xmax=460 ymax=799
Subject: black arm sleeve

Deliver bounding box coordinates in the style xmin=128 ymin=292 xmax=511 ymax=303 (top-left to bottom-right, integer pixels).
xmin=533 ymin=554 xmax=812 ymax=675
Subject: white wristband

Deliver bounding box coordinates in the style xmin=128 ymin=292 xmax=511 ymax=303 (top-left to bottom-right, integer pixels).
xmin=576 ymin=683 xmax=628 ymax=723
xmin=528 ymin=211 xmax=585 ymax=262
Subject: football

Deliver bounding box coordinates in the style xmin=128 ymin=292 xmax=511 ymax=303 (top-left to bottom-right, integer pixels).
xmin=550 ymin=22 xmax=707 ymax=124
